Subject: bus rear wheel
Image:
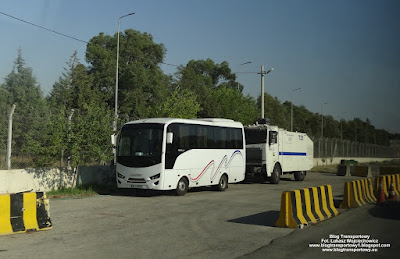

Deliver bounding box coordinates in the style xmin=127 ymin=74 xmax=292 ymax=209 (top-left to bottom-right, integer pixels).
xmin=294 ymin=171 xmax=306 ymax=181
xmin=215 ymin=174 xmax=228 ymax=191
xmin=176 ymin=177 xmax=189 ymax=196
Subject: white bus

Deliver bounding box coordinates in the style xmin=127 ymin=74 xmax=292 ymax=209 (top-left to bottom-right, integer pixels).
xmin=116 ymin=118 xmax=246 ymax=196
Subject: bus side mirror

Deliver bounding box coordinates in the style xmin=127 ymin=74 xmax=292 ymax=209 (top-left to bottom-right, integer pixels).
xmin=167 ymin=132 xmax=174 ymax=144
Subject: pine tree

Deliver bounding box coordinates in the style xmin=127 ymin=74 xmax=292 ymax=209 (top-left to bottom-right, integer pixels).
xmin=1 ymin=49 xmax=48 ymax=156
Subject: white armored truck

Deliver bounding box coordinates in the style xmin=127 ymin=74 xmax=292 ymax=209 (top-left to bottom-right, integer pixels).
xmin=244 ymin=122 xmax=314 ymax=183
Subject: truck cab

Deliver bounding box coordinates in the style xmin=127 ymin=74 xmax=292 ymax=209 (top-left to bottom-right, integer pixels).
xmin=245 ymin=123 xmax=313 ymax=184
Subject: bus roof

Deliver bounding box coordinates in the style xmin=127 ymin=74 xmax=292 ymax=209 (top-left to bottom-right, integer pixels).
xmin=124 ymin=118 xmax=243 ymax=128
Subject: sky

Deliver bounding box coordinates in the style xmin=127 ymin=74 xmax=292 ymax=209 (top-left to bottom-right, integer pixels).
xmin=1 ymin=0 xmax=399 ymax=133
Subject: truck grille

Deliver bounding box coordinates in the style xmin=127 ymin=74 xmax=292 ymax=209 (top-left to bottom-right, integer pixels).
xmin=246 ymin=148 xmax=262 ymax=165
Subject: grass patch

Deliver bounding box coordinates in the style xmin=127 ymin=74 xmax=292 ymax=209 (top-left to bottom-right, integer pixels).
xmin=47 ymin=186 xmax=99 ymax=199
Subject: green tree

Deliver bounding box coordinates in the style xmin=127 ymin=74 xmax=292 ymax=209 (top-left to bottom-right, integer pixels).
xmin=206 ymin=86 xmax=259 ymax=125
xmin=85 ymin=29 xmax=170 ymax=119
xmin=0 ymin=49 xmax=48 ymax=155
xmin=0 ymin=88 xmax=11 ymax=153
xmin=322 ymin=115 xmax=340 ymax=138
xmin=29 ymin=56 xmax=113 ymax=167
xmin=28 ymin=52 xmax=82 ymax=167
xmin=259 ymin=93 xmax=290 ymax=129
xmin=48 ymin=51 xmax=80 ymax=110
xmin=282 ymin=102 xmax=319 ymax=135
xmin=61 ymin=63 xmax=114 ymax=166
xmin=26 ymin=107 xmax=68 ymax=167
xmin=176 ymin=59 xmax=239 ymax=118
xmin=154 ymin=88 xmax=201 ymax=118
xmin=177 ymin=59 xmax=236 ymax=89
xmin=377 ymin=129 xmax=390 ymax=146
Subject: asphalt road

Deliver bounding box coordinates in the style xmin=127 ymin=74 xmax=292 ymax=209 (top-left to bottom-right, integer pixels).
xmin=1 ymin=171 xmax=399 ymax=259
xmin=240 ymin=202 xmax=400 ymax=258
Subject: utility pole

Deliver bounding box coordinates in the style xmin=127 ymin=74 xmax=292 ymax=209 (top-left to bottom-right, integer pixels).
xmin=258 ymin=66 xmax=274 ymax=119
xmin=261 ymin=66 xmax=265 ymax=119
xmin=6 ymin=104 xmax=16 ymax=170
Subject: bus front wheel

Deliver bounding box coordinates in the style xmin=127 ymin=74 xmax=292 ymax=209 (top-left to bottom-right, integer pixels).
xmin=270 ymin=164 xmax=281 ymax=184
xmin=176 ymin=177 xmax=189 ymax=196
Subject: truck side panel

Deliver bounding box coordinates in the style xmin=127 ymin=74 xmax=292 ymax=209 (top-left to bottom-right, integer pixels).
xmin=280 ymin=130 xmax=313 ymax=173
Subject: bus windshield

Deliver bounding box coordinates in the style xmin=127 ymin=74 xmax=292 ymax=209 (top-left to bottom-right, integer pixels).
xmin=117 ymin=123 xmax=164 ymax=168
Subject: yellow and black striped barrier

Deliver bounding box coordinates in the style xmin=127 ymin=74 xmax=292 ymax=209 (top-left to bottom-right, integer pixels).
xmin=0 ymin=192 xmax=52 ymax=236
xmin=374 ymin=174 xmax=400 ymax=198
xmin=340 ymin=178 xmax=376 ymax=209
xmin=275 ymin=185 xmax=339 ymax=228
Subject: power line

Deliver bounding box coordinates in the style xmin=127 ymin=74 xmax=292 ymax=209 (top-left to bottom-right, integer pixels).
xmin=233 ymin=72 xmax=260 ymax=74
xmin=0 ymin=10 xmax=89 ymax=44
xmin=161 ymin=62 xmax=180 ymax=67
xmin=1 ymin=10 xmax=181 ymax=68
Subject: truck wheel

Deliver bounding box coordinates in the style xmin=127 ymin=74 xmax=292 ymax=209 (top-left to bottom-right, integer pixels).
xmin=294 ymin=171 xmax=306 ymax=181
xmin=176 ymin=177 xmax=188 ymax=196
xmin=215 ymin=174 xmax=228 ymax=191
xmin=270 ymin=164 xmax=281 ymax=184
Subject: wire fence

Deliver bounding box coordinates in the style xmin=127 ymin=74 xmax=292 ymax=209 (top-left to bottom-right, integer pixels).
xmin=2 ymin=137 xmax=399 ymax=170
xmin=312 ymin=137 xmax=399 ymax=158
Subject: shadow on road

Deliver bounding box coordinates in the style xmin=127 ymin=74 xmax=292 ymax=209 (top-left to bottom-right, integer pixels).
xmin=333 ymin=198 xmax=343 ymax=208
xmin=369 ymin=201 xmax=400 ymax=220
xmin=107 ymin=186 xmax=224 ymax=197
xmin=242 ymin=176 xmax=295 ymax=184
xmin=227 ymin=210 xmax=280 ymax=227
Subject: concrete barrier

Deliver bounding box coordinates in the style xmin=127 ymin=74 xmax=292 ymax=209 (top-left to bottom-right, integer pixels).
xmin=350 ymin=166 xmax=372 ymax=177
xmin=275 ymin=185 xmax=339 ymax=228
xmin=0 ymin=165 xmax=115 ymax=195
xmin=336 ymin=165 xmax=372 ymax=177
xmin=0 ymin=167 xmax=77 ymax=194
xmin=313 ymin=157 xmax=394 ymax=167
xmin=0 ymin=192 xmax=52 ymax=236
xmin=336 ymin=165 xmax=350 ymax=176
xmin=339 ymin=178 xmax=376 ymax=209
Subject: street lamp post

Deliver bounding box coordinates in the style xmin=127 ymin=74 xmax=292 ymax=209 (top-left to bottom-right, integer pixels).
xmin=290 ymin=88 xmax=302 ymax=131
xmin=237 ymin=61 xmax=252 ymax=91
xmin=113 ymin=12 xmax=134 ymax=162
xmin=259 ymin=66 xmax=274 ymax=119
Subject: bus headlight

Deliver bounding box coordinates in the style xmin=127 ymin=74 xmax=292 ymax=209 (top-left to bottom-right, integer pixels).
xmin=150 ymin=173 xmax=160 ymax=180
xmin=117 ymin=172 xmax=125 ymax=179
